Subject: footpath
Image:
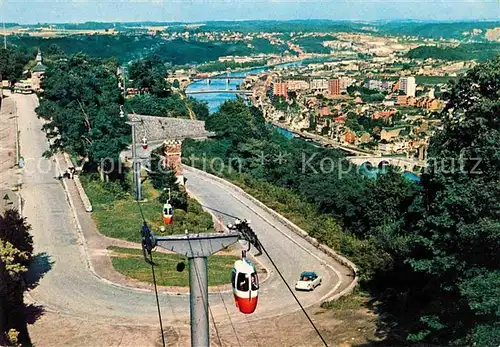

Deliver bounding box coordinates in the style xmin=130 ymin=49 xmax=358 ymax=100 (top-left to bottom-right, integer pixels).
xmin=0 ymin=95 xmax=22 ymax=191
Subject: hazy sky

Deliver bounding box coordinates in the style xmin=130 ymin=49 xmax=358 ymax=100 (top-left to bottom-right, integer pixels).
xmin=1 ymin=0 xmax=499 ymax=24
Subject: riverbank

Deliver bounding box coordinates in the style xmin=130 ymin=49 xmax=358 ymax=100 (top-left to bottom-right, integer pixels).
xmin=186 ymin=60 xmax=305 ymax=112
xmin=195 ymin=56 xmax=307 ymax=78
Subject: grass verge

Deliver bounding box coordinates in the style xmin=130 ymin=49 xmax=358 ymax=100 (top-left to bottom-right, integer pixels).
xmin=320 ymin=289 xmax=371 ymax=310
xmin=184 ymin=163 xmax=384 ymax=282
xmin=80 ymin=173 xmax=215 ymax=243
xmin=108 ymin=246 xmax=239 ymax=287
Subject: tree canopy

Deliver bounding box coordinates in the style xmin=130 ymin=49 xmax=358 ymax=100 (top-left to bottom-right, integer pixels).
xmin=0 ymin=210 xmax=34 ymax=346
xmin=0 ymin=47 xmax=33 ymax=83
xmin=126 ymin=94 xmax=189 ymax=118
xmin=205 ymin=100 xmax=267 ymax=144
xmin=149 ymin=147 xmax=188 ymax=210
xmin=128 ymin=55 xmax=171 ymax=97
xmin=401 ymin=54 xmax=500 ymax=345
xmin=36 ymin=54 xmax=130 ymax=171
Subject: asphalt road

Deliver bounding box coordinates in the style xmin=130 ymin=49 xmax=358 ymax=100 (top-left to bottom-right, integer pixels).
xmin=12 ymin=92 xmax=353 ymax=328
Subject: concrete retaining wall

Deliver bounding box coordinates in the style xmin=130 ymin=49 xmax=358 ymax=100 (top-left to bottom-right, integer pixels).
xmin=63 ymin=153 xmax=93 ymax=212
xmin=183 ymin=165 xmax=359 ymax=299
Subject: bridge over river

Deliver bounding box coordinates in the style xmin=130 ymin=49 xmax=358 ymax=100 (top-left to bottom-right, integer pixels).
xmin=186 ymin=89 xmax=253 ymax=95
xmin=348 ymin=156 xmax=427 ymax=172
xmin=193 ymin=75 xmax=249 ymax=80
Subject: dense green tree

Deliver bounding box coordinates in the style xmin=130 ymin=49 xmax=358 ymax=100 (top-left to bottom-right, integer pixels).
xmin=0 ymin=47 xmax=33 ymax=84
xmin=46 ymin=44 xmax=65 ymax=57
xmin=197 ymin=59 xmax=266 ymax=73
xmin=402 ymin=55 xmax=500 ymax=345
xmin=345 ymin=112 xmax=361 ymax=132
xmin=36 ymin=54 xmax=130 ymax=174
xmin=149 ymin=148 xmax=178 ymax=190
xmin=350 ymin=169 xmax=420 ymax=239
xmin=149 ymin=148 xmax=188 ymax=210
xmin=128 ymin=55 xmax=171 ymax=97
xmin=272 ymin=95 xmax=291 ymax=111
xmin=126 ymin=94 xmax=189 ymax=118
xmin=406 ymin=43 xmax=500 ymax=62
xmin=358 ymin=116 xmax=387 ymax=135
xmin=0 ymin=210 xmax=34 ymax=347
xmin=188 ymin=98 xmax=209 ymax=121
xmin=205 ymin=100 xmax=267 ymax=144
xmin=0 ymin=211 xmax=33 ymax=265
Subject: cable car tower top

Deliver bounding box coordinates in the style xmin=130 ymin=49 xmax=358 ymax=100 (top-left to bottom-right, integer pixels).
xmin=140 ymin=217 xmax=262 ymax=347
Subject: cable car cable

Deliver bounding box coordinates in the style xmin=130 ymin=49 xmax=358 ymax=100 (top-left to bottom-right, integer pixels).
xmin=257 ymin=240 xmax=329 ymax=347
xmin=198 ymin=204 xmax=240 ymax=220
xmin=244 ymin=315 xmax=262 ymax=347
xmin=135 ymin=200 xmax=166 ymax=347
xmin=205 ymin=240 xmax=243 ymax=347
xmin=149 ymin=250 xmax=167 ymax=347
xmin=185 ymin=234 xmax=224 ymax=347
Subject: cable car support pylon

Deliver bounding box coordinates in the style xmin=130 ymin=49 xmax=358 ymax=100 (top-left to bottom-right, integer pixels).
xmin=140 ymin=219 xmax=262 ymax=347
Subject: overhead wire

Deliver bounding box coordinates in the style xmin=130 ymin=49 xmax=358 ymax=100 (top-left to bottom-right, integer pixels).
xmin=193 ymin=204 xmax=329 ymax=346
xmin=136 ymin=200 xmax=167 ymax=347
xmin=198 ymin=204 xmax=240 ymax=220
xmin=137 ymin=187 xmax=328 ymax=347
xmin=205 ymin=238 xmax=243 ymax=347
xmin=256 ymin=238 xmax=329 ymax=347
xmin=185 ymin=233 xmax=224 ymax=347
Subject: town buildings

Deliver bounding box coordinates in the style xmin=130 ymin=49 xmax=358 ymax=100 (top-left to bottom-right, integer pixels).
xmin=399 ymin=76 xmax=416 ymax=97
xmin=310 ymin=78 xmax=329 ymax=93
xmin=328 ymin=79 xmax=340 ymax=96
xmin=273 ymin=82 xmax=288 ymax=99
xmin=287 ymin=79 xmax=310 ymax=91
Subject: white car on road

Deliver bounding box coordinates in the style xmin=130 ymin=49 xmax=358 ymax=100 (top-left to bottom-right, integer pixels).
xmin=295 ymin=271 xmax=322 ymax=291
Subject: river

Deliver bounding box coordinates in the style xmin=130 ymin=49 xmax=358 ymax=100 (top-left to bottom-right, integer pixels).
xmin=186 ymin=61 xmax=303 ymax=113
xmin=187 ymin=61 xmax=421 ymax=182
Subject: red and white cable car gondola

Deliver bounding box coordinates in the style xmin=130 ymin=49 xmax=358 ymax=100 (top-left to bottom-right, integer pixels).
xmin=162 ymin=188 xmax=173 ymax=225
xmin=162 ymin=203 xmax=173 ymax=225
xmin=141 ymin=137 xmax=148 ymax=150
xmin=232 ymin=251 xmax=259 ymax=314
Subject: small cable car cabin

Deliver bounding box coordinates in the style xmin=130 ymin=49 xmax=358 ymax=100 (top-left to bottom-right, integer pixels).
xmin=232 ymin=257 xmax=259 ymax=314
xmin=162 ymin=203 xmax=173 ymax=225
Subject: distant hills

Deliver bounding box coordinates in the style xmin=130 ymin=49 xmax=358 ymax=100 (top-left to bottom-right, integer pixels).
xmin=4 ymin=20 xmax=500 ymax=44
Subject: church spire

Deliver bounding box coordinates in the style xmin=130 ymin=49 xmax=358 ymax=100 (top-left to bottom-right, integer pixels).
xmin=36 ymin=49 xmax=42 ymax=64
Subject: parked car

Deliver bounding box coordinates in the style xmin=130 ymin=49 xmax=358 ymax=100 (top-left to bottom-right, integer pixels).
xmin=295 ymin=271 xmax=322 ymax=291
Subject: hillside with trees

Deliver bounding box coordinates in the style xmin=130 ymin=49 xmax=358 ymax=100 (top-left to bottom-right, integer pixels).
xmin=406 ymin=43 xmax=500 ymax=62
xmin=378 ymin=20 xmax=500 ymax=41
xmin=197 ymin=59 xmax=267 ymax=73
xmin=9 ymin=36 xmax=285 ymax=65
xmin=123 ymin=55 xmax=208 ymax=118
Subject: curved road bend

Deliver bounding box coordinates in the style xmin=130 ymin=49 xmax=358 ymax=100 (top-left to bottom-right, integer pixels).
xmin=13 ymin=92 xmax=353 ymax=327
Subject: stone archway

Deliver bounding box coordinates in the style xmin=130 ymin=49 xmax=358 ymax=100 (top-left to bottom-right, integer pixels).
xmin=361 ymin=161 xmax=374 ymax=171
xmin=378 ymin=160 xmax=390 ymax=171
